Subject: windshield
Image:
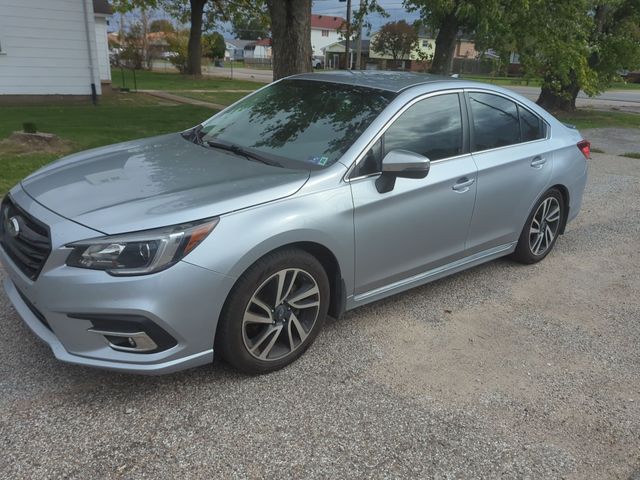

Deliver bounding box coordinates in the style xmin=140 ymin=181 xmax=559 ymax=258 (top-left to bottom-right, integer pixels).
xmin=199 ymin=79 xmax=395 ymax=168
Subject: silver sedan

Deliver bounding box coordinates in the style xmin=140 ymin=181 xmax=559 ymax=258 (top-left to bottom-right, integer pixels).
xmin=0 ymin=72 xmax=589 ymax=374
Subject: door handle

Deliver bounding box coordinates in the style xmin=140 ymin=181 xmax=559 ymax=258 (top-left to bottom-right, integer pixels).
xmin=452 ymin=177 xmax=475 ymax=192
xmin=530 ymin=156 xmax=547 ymax=168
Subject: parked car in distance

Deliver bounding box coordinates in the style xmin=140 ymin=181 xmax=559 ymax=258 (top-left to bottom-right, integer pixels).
xmin=312 ymin=56 xmax=324 ymax=69
xmin=0 ymin=72 xmax=589 ymax=375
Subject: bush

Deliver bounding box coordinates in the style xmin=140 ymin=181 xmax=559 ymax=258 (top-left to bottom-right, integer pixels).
xmin=166 ymin=30 xmax=189 ymax=73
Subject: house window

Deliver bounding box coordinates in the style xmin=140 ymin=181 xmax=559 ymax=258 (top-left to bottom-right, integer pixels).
xmin=321 ymin=30 xmax=329 ymax=37
xmin=421 ymin=40 xmax=429 ymax=47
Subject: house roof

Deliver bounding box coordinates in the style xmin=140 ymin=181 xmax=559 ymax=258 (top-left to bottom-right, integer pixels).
xmin=225 ymin=39 xmax=256 ymax=49
xmin=311 ymin=14 xmax=346 ymax=30
xmin=255 ymin=38 xmax=272 ymax=46
xmin=93 ymin=0 xmax=113 ymax=15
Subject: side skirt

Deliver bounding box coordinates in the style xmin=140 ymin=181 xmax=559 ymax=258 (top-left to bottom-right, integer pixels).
xmin=346 ymin=242 xmax=517 ymax=310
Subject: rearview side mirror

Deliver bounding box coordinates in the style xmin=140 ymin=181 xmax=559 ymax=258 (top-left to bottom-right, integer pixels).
xmin=375 ymin=149 xmax=431 ymax=193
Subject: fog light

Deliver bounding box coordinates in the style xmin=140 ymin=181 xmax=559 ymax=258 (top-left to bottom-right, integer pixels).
xmin=88 ymin=329 xmax=158 ymax=353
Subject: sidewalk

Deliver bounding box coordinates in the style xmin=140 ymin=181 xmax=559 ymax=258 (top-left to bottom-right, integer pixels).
xmin=141 ymin=90 xmax=226 ymax=109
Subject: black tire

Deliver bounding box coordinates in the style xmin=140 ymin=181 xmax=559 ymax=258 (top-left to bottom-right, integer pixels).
xmin=215 ymin=248 xmax=330 ymax=374
xmin=512 ymin=188 xmax=565 ymax=264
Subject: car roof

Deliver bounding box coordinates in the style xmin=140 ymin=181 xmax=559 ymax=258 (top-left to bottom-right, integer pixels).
xmin=288 ymin=71 xmax=459 ymax=93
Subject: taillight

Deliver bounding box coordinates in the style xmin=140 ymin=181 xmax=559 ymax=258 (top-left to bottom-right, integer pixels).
xmin=577 ymin=140 xmax=591 ymax=159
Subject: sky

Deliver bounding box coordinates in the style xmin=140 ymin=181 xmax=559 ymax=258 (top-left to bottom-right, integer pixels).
xmin=110 ymin=0 xmax=419 ymax=40
xmin=311 ymin=0 xmax=419 ymax=35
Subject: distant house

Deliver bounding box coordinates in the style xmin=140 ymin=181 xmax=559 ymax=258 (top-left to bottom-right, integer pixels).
xmin=311 ymin=14 xmax=346 ymax=57
xmin=244 ymin=38 xmax=272 ymax=60
xmin=368 ymin=33 xmax=435 ymax=71
xmin=324 ymin=40 xmax=371 ymax=70
xmin=225 ymin=39 xmax=254 ymax=60
xmin=0 ymin=0 xmax=112 ymax=102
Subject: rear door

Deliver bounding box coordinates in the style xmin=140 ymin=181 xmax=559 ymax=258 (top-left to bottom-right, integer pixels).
xmin=465 ymin=91 xmax=553 ymax=254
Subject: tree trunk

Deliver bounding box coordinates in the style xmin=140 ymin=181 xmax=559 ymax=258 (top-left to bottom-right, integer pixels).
xmin=430 ymin=12 xmax=458 ymax=75
xmin=536 ymin=74 xmax=580 ymax=111
xmin=267 ymin=0 xmax=312 ymax=80
xmin=186 ymin=0 xmax=206 ymax=75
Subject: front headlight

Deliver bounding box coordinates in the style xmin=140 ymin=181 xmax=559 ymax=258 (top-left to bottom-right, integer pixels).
xmin=66 ymin=217 xmax=219 ymax=276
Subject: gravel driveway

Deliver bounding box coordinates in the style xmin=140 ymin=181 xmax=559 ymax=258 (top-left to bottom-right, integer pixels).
xmin=1 ymin=150 xmax=639 ymax=479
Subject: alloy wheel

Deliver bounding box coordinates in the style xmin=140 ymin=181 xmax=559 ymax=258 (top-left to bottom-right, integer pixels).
xmin=242 ymin=268 xmax=321 ymax=361
xmin=529 ymin=197 xmax=561 ymax=256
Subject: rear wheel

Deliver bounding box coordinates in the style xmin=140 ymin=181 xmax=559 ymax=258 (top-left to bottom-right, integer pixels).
xmin=512 ymin=188 xmax=564 ymax=264
xmin=215 ymin=249 xmax=329 ymax=374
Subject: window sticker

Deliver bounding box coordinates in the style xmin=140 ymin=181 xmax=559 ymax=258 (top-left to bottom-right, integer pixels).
xmin=307 ymin=155 xmax=329 ymax=166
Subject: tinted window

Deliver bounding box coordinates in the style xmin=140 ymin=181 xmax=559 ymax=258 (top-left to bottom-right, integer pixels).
xmin=384 ymin=94 xmax=463 ymax=161
xmin=519 ymin=105 xmax=545 ymax=142
xmin=201 ymin=80 xmax=395 ymax=168
xmin=470 ymin=92 xmax=520 ymax=150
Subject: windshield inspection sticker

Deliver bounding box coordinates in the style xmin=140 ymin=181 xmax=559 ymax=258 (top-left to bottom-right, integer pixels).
xmin=307 ymin=155 xmax=329 ymax=166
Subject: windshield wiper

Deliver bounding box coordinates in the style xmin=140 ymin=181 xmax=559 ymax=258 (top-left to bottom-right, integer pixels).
xmin=205 ymin=139 xmax=281 ymax=167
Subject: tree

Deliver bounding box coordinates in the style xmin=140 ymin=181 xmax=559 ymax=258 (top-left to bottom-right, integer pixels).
xmin=350 ymin=0 xmax=389 ymax=69
xmin=149 ymin=18 xmax=175 ymax=32
xmin=231 ymin=17 xmax=270 ymax=40
xmin=203 ymin=31 xmax=226 ymax=59
xmin=166 ymin=29 xmax=190 ymax=72
xmin=404 ymin=0 xmax=503 ymax=75
xmin=114 ymin=0 xmax=312 ymax=79
xmin=494 ymin=0 xmax=640 ymax=111
xmin=266 ymin=0 xmax=312 ymax=80
xmin=371 ymin=20 xmax=418 ymax=63
xmin=113 ymin=0 xmax=260 ymax=75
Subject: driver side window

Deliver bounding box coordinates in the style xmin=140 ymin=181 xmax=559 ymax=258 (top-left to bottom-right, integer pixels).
xmin=353 ymin=93 xmax=463 ymax=178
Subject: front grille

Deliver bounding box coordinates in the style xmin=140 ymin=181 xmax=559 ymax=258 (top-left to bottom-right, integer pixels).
xmin=0 ymin=196 xmax=51 ymax=280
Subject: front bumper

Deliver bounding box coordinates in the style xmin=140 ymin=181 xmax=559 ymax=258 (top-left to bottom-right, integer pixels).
xmin=0 ymin=189 xmax=236 ymax=375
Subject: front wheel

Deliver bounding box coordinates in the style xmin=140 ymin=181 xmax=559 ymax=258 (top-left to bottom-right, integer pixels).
xmin=215 ymin=249 xmax=330 ymax=374
xmin=512 ymin=189 xmax=565 ymax=264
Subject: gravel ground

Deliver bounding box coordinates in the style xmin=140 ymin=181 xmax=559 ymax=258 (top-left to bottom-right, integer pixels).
xmin=1 ymin=150 xmax=639 ymax=479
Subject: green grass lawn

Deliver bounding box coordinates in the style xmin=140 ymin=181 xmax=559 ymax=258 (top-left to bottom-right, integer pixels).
xmin=0 ymin=93 xmax=214 ymax=194
xmin=112 ymin=68 xmax=263 ymax=91
xmin=461 ymin=74 xmax=640 ymax=91
xmin=554 ymin=109 xmax=640 ymax=129
xmin=461 ymin=75 xmax=542 ymax=87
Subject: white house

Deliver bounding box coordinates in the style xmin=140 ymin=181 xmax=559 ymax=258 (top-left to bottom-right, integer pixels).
xmin=243 ymin=39 xmax=272 ymax=59
xmin=310 ymin=14 xmax=345 ymax=57
xmin=0 ymin=0 xmax=112 ymax=102
xmin=225 ymin=39 xmax=253 ymax=60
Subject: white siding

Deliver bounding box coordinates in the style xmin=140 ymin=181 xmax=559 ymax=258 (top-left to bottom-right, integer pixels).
xmin=0 ymin=0 xmax=101 ymax=95
xmin=310 ymin=28 xmax=342 ymax=57
xmin=94 ymin=15 xmax=110 ymax=82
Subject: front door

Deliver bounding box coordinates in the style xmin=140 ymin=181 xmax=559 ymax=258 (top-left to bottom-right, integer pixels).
xmin=349 ymin=92 xmax=477 ymax=296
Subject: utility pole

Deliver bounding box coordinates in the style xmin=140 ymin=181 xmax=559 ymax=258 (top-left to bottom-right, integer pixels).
xmin=355 ymin=0 xmax=364 ymax=70
xmin=342 ymin=0 xmax=352 ymax=69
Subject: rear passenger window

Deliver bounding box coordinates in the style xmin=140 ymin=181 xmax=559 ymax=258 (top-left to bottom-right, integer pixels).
xmin=384 ymin=93 xmax=463 ymax=161
xmin=469 ymin=92 xmax=520 ymax=150
xmin=519 ymin=105 xmax=545 ymax=142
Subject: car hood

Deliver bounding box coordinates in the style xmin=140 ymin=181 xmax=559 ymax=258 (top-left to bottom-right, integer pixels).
xmin=21 ymin=134 xmax=310 ymax=234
